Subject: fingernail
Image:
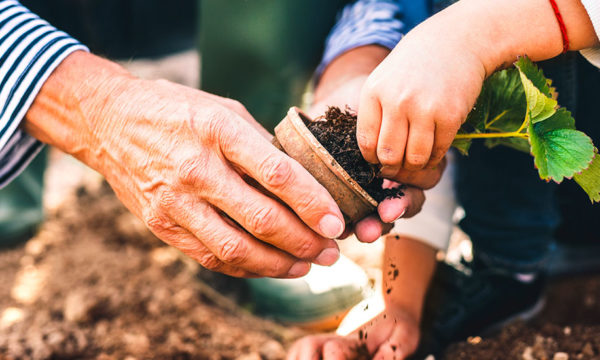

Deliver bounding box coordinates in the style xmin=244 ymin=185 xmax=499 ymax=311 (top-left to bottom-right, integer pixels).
xmin=394 ymin=208 xmax=407 ymax=221
xmin=319 ymin=214 xmax=345 ymax=239
xmin=287 ymin=262 xmax=310 ymax=278
xmin=314 ymin=248 xmax=340 ymax=266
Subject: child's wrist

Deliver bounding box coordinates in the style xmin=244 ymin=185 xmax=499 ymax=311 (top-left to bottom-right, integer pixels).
xmin=449 ymin=0 xmax=593 ymax=74
xmin=382 ymin=297 xmax=424 ymax=326
xmin=443 ymin=0 xmax=522 ymax=76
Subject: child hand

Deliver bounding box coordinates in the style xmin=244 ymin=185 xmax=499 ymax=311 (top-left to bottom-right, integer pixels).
xmin=357 ymin=12 xmax=487 ymax=172
xmin=287 ymin=308 xmax=420 ymax=360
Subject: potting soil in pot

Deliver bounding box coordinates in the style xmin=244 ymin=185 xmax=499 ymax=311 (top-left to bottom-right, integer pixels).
xmin=304 ymin=106 xmax=404 ymax=203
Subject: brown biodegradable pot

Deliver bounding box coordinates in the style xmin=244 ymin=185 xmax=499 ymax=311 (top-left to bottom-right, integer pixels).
xmin=273 ymin=107 xmax=377 ymax=223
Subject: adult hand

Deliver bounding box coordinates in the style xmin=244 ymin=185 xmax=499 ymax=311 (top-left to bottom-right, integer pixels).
xmin=25 ymin=52 xmax=346 ymax=278
xmin=311 ymin=46 xmax=444 ymax=243
xmin=287 ymin=308 xmax=420 ymax=360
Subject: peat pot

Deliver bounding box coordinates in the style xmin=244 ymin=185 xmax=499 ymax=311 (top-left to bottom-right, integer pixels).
xmin=272 ymin=107 xmax=377 ymax=223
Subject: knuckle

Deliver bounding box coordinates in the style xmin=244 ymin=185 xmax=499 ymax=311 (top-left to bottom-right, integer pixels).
xmin=202 ymin=109 xmax=230 ymax=145
xmin=145 ymin=212 xmax=176 ymax=236
xmin=197 ymin=253 xmax=223 ymax=271
xmin=382 ymin=90 xmax=411 ymax=109
xmin=218 ymin=236 xmax=248 ymax=265
xmin=441 ymin=103 xmax=467 ymax=127
xmin=177 ymin=156 xmax=210 ymax=187
xmin=405 ymin=153 xmax=429 ymax=168
xmin=294 ymin=193 xmax=326 ymax=216
xmin=152 ymin=188 xmax=187 ymax=217
xmin=271 ymin=256 xmax=292 ymax=278
xmin=245 ymin=205 xmax=277 ymax=238
xmin=378 ymin=145 xmax=402 ymax=166
xmin=363 ymin=75 xmax=379 ymax=94
xmin=356 ymin=132 xmax=375 ymax=154
xmin=364 ymin=71 xmax=389 ymax=96
xmin=294 ymin=237 xmax=320 ymax=259
xmin=265 ymin=257 xmax=288 ymax=278
xmin=418 ymin=99 xmax=438 ymax=118
xmin=259 ymin=153 xmax=293 ymax=188
xmin=224 ymin=98 xmax=247 ymax=114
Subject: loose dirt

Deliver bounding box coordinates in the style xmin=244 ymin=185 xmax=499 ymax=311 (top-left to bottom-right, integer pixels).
xmin=306 ymin=107 xmax=405 ymax=202
xmin=0 ymin=182 xmax=302 ymax=360
xmin=445 ymin=275 xmax=600 ymax=360
xmin=1 ymin=181 xmax=599 ymax=359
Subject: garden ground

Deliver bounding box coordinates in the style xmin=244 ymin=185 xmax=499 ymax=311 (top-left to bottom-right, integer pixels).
xmin=0 ymin=154 xmax=599 ymax=360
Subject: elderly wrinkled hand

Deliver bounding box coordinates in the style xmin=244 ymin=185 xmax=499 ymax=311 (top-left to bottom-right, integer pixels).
xmin=25 ymin=51 xmax=346 ymax=278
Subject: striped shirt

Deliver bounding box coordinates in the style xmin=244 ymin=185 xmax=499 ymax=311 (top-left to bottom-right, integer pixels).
xmin=0 ymin=0 xmax=87 ymax=188
xmin=318 ymin=0 xmax=600 ymax=78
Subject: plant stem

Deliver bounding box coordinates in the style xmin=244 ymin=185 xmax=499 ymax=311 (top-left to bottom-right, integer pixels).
xmin=484 ymin=110 xmax=508 ymax=129
xmin=454 ymin=132 xmax=529 ymax=139
xmin=515 ymin=113 xmax=530 ymax=134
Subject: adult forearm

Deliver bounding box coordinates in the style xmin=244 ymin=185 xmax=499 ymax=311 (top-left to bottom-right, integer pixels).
xmin=315 ymin=45 xmax=390 ymax=104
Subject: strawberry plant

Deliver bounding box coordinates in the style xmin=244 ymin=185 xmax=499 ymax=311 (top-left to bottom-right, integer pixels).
xmin=452 ymin=56 xmax=600 ymax=203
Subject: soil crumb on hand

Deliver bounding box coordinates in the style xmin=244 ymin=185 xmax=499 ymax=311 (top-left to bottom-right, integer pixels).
xmin=305 ymin=106 xmax=404 ymax=202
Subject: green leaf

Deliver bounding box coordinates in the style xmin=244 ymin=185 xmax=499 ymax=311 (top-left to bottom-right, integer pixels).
xmin=533 ymin=107 xmax=575 ymax=133
xmin=452 ymin=138 xmax=472 ymax=155
xmin=574 ymin=150 xmax=600 ymax=203
xmin=514 ymin=57 xmax=554 ymax=97
xmin=463 ymin=68 xmax=526 ymax=134
xmin=452 ymin=55 xmax=599 ymax=202
xmin=484 ymin=137 xmax=531 ymax=153
xmin=528 ymin=123 xmax=595 ymax=183
xmin=517 ymin=69 xmax=557 ymax=124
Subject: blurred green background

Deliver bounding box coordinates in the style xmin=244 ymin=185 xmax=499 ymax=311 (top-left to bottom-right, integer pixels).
xmin=200 ymin=0 xmax=348 ymax=130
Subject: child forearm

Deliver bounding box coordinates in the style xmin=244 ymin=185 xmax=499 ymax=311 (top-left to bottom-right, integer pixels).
xmin=425 ymin=0 xmax=599 ymax=77
xmin=382 ymin=235 xmax=437 ymax=322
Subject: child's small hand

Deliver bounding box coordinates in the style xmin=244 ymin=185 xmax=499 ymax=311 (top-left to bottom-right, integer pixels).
xmin=357 ymin=14 xmax=487 ymax=172
xmin=287 ymin=308 xmax=419 ymax=360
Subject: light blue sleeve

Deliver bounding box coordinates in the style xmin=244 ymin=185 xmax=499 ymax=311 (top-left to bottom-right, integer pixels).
xmin=316 ymin=0 xmax=430 ymax=79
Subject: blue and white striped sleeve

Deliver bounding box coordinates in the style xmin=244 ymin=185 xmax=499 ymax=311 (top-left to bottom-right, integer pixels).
xmin=316 ymin=0 xmax=406 ymax=79
xmin=0 ymin=0 xmax=88 ymax=188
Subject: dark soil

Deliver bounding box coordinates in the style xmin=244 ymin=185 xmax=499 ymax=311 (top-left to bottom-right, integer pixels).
xmin=305 ymin=107 xmax=404 ymax=202
xmin=445 ymin=275 xmax=600 ymax=360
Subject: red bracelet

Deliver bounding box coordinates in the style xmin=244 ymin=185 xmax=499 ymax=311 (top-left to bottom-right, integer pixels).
xmin=548 ymin=0 xmax=570 ymax=53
